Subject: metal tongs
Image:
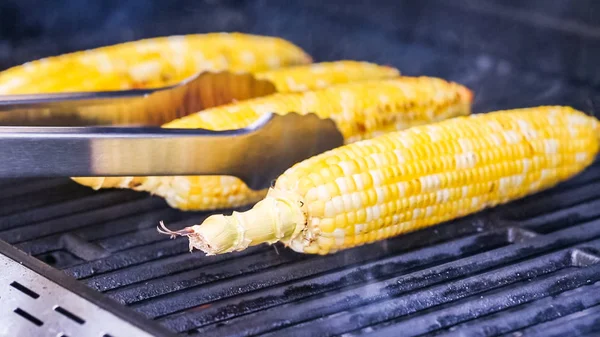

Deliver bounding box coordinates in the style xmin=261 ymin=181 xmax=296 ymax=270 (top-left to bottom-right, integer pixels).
xmin=0 ymin=71 xmax=344 ymax=190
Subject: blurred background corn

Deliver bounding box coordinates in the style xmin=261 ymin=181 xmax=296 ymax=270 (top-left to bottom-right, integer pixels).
xmin=0 ymin=32 xmax=312 ymax=94
xmin=73 ymin=76 xmax=473 ymax=211
xmin=164 ymin=106 xmax=600 ymax=255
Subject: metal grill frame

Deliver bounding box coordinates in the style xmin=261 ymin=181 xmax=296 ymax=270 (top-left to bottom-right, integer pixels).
xmin=0 ymin=239 xmax=174 ymax=337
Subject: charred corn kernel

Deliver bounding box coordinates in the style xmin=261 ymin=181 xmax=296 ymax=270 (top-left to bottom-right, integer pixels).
xmin=164 ymin=106 xmax=600 ymax=255
xmin=254 ymin=61 xmax=400 ymax=92
xmin=72 ymin=76 xmax=473 ymax=211
xmin=0 ymin=32 xmax=311 ymax=94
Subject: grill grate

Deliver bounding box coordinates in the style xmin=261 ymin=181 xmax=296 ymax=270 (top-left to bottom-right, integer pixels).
xmin=1 ymin=162 xmax=600 ymax=336
xmin=3 ymin=157 xmax=600 ymax=336
xmin=2 ymin=4 xmax=600 ymax=335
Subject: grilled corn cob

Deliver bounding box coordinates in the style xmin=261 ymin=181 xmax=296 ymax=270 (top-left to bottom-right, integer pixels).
xmin=254 ymin=61 xmax=400 ymax=92
xmin=72 ymin=76 xmax=473 ymax=211
xmin=159 ymin=106 xmax=600 ymax=255
xmin=0 ymin=32 xmax=312 ymax=94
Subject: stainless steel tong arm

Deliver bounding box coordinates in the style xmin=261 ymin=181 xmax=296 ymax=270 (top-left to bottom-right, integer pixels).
xmin=0 ymin=113 xmax=344 ymax=190
xmin=0 ymin=71 xmax=278 ymax=127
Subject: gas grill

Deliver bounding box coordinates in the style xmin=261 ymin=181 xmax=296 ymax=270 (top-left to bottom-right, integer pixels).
xmin=1 ymin=0 xmax=600 ymax=336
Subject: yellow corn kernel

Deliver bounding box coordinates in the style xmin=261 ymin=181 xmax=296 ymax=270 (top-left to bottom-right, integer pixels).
xmin=72 ymin=76 xmax=473 ymax=211
xmin=0 ymin=32 xmax=312 ymax=94
xmin=169 ymin=106 xmax=600 ymax=255
xmin=254 ymin=61 xmax=400 ymax=92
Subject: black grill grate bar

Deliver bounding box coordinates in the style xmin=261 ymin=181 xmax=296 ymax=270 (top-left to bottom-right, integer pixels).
xmin=238 ymin=256 xmax=600 ymax=337
xmin=0 ymin=190 xmax=145 ymax=232
xmin=156 ymin=230 xmax=513 ymax=332
xmin=15 ymin=208 xmax=185 ymax=256
xmin=0 ymin=197 xmax=167 ymax=244
xmin=61 ymin=216 xmax=224 ymax=280
xmin=504 ymin=304 xmax=600 ymax=337
xmin=421 ymin=281 xmax=600 ymax=337
xmin=0 ymin=183 xmax=93 ymax=217
xmin=82 ymin=210 xmax=186 ymax=240
xmin=92 ymin=223 xmax=184 ymax=253
xmin=570 ymin=248 xmax=600 ymax=266
xmin=344 ymin=270 xmax=600 ymax=336
xmin=88 ymin=245 xmax=270 ymax=293
xmin=512 ymin=198 xmax=600 ymax=233
xmin=92 ymin=216 xmax=209 ymax=253
xmin=117 ymin=248 xmax=310 ymax=308
xmin=64 ymin=236 xmax=220 ymax=279
xmin=0 ymin=178 xmax=47 ymax=188
xmin=186 ymin=234 xmax=600 ymax=337
xmin=0 ymin=178 xmax=69 ymax=199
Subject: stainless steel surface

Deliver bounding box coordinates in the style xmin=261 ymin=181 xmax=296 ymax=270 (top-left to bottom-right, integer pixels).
xmin=0 ymin=112 xmax=345 ymax=190
xmin=0 ymin=70 xmax=277 ymax=126
xmin=0 ymin=253 xmax=157 ymax=337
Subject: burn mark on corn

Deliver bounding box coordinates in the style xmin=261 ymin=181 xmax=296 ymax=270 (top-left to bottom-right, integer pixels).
xmin=129 ymin=181 xmax=143 ymax=188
